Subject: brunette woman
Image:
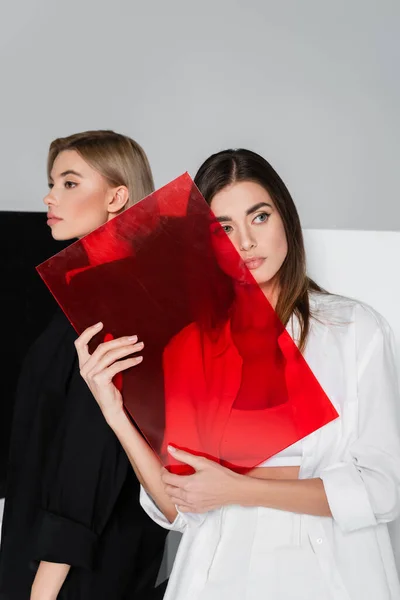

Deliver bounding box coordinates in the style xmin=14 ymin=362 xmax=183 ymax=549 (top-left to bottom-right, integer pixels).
xmin=76 ymin=149 xmax=400 ymax=599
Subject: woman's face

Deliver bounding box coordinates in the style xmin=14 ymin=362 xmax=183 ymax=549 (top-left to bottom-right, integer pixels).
xmin=44 ymin=150 xmax=117 ymax=240
xmin=210 ymin=181 xmax=288 ymax=296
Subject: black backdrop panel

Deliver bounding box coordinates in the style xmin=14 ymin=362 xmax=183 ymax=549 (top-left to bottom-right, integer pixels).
xmin=0 ymin=211 xmax=69 ymax=497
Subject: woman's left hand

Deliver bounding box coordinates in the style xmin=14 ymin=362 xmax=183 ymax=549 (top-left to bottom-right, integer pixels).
xmin=161 ymin=446 xmax=243 ymax=513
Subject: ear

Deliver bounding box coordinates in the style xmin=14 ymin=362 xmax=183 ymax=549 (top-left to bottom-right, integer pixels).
xmin=107 ymin=186 xmax=129 ymax=214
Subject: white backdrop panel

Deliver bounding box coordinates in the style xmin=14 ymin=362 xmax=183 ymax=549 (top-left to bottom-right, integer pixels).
xmin=305 ymin=229 xmax=400 ymax=359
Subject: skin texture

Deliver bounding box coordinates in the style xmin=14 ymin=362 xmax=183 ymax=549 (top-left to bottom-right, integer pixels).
xmin=31 ymin=152 xmax=130 ymax=600
xmin=210 ymin=181 xmax=288 ymax=306
xmin=76 ymin=179 xmax=332 ymax=526
xmin=161 ymin=447 xmax=330 ymax=517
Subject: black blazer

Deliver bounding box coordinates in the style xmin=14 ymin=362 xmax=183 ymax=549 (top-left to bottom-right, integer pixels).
xmin=0 ymin=311 xmax=167 ymax=600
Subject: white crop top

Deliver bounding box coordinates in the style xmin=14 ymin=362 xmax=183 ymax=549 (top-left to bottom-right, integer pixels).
xmin=258 ymin=438 xmax=303 ymax=467
xmin=220 ymin=407 xmax=304 ymax=468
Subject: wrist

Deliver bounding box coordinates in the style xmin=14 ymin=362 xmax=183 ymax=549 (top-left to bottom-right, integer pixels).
xmin=104 ymin=404 xmax=127 ymax=429
xmin=232 ymin=473 xmax=264 ymax=507
xmin=229 ymin=472 xmax=250 ymax=506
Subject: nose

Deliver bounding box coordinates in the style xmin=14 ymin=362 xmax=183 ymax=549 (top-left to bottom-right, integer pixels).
xmin=43 ymin=190 xmax=57 ymax=207
xmin=238 ymin=225 xmax=257 ymax=252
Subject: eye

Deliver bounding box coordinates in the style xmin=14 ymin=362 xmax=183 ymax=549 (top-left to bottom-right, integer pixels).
xmin=48 ymin=183 xmax=54 ymax=189
xmin=253 ymin=212 xmax=270 ymax=224
xmin=210 ymin=222 xmax=233 ymax=236
xmin=64 ymin=181 xmax=77 ymax=189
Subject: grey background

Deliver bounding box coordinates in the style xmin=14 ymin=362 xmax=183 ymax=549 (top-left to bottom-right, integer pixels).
xmin=1 ymin=0 xmax=400 ymax=582
xmin=0 ymin=0 xmax=399 ymax=230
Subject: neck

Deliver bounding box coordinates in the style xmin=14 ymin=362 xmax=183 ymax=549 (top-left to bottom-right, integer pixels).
xmin=231 ymin=279 xmax=281 ymax=330
xmin=233 ymin=278 xmax=279 ymax=307
xmin=81 ymin=222 xmax=133 ymax=266
xmin=260 ymin=280 xmax=280 ymax=310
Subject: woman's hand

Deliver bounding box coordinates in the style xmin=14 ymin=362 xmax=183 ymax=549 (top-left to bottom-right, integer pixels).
xmin=161 ymin=446 xmax=243 ymax=513
xmin=161 ymin=447 xmax=331 ymax=517
xmin=75 ymin=322 xmax=144 ymax=424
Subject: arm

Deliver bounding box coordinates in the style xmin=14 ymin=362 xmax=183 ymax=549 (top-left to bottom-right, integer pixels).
xmin=30 ymin=393 xmax=125 ymax=597
xmin=31 ymin=563 xmax=70 ymax=600
xmin=319 ymin=311 xmax=400 ymax=531
xmin=75 ymin=323 xmax=177 ymax=523
xmin=31 ymin=327 xmax=160 ymax=598
xmin=106 ymin=408 xmax=177 ymax=522
xmin=161 ymin=446 xmax=331 ymax=517
xmin=235 ymin=475 xmax=331 ymax=516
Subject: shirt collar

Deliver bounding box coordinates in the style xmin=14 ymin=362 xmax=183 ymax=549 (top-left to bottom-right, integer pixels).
xmin=208 ymin=313 xmax=300 ymax=357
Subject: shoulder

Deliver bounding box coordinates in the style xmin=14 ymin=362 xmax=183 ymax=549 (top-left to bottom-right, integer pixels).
xmin=310 ymin=291 xmax=390 ymax=331
xmin=164 ymin=320 xmax=229 ymax=366
xmin=22 ymin=310 xmax=74 ymax=372
xmin=309 ymin=291 xmax=395 ymax=358
xmin=164 ymin=322 xmax=203 ymax=356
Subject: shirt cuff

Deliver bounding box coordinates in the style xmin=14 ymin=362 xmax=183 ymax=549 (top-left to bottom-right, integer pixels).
xmin=139 ymin=487 xmax=205 ymax=532
xmin=32 ymin=509 xmax=98 ymax=569
xmin=320 ymin=462 xmax=377 ymax=532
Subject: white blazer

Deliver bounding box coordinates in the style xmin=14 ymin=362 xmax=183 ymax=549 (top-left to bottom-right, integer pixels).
xmin=141 ymin=292 xmax=400 ymax=599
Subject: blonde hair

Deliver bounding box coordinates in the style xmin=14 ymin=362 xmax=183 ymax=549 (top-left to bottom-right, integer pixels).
xmin=47 ymin=130 xmax=155 ymax=207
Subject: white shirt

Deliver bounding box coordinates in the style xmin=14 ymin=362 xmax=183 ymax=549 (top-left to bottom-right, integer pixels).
xmin=141 ymin=292 xmax=400 ymax=599
xmin=260 ymin=437 xmax=303 ymax=466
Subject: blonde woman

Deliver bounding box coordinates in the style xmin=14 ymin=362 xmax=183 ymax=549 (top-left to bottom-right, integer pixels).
xmin=0 ymin=131 xmax=167 ymax=600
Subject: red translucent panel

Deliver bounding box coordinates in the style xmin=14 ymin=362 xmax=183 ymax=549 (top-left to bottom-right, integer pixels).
xmin=37 ymin=173 xmax=338 ymax=475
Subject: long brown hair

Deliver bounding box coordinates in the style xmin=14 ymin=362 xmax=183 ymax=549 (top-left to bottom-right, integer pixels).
xmin=194 ymin=149 xmax=325 ymax=351
xmin=47 ymin=130 xmax=154 ymax=207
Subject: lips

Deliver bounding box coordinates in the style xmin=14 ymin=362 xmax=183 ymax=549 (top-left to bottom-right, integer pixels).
xmin=244 ymin=257 xmax=265 ymax=270
xmin=47 ymin=214 xmax=62 ymax=225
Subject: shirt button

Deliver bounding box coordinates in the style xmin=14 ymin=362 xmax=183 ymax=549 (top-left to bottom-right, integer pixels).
xmin=316 ymin=538 xmax=323 ymax=544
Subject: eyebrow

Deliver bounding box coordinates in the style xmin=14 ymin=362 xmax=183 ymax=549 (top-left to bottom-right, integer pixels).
xmin=214 ymin=201 xmax=273 ymax=222
xmin=48 ymin=169 xmax=83 ymax=181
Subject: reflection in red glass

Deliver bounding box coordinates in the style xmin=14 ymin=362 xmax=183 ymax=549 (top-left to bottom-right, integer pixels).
xmin=37 ymin=173 xmax=338 ymax=475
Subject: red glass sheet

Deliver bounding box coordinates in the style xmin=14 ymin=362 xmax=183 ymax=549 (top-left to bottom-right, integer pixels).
xmin=37 ymin=173 xmax=338 ymax=474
